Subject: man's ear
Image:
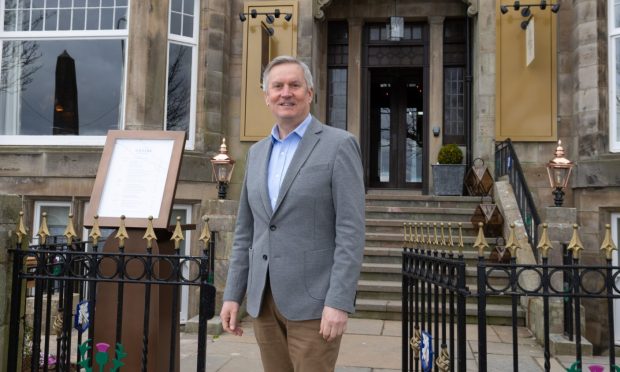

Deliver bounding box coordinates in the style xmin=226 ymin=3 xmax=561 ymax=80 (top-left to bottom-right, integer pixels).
xmin=307 ymin=88 xmax=314 ymax=103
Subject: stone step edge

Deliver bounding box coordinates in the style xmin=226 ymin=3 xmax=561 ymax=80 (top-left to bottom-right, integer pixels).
xmin=355 ymin=299 xmax=526 ymax=317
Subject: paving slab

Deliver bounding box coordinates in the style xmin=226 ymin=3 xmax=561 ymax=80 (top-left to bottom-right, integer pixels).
xmin=382 ymin=320 xmax=402 ymax=336
xmin=337 ymin=334 xmax=401 ymax=370
xmin=346 ymin=318 xmax=384 ymax=336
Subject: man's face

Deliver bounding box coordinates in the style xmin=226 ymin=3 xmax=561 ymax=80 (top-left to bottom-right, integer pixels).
xmin=264 ymin=63 xmax=313 ymax=126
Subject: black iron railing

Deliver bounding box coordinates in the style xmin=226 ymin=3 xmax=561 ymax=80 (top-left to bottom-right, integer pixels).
xmin=402 ymin=222 xmax=619 ymax=372
xmin=7 ymin=236 xmax=215 ymax=372
xmin=495 ymin=139 xmax=542 ymax=261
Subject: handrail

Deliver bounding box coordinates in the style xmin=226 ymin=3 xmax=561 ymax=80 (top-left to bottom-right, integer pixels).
xmin=495 ymin=139 xmax=541 ymax=261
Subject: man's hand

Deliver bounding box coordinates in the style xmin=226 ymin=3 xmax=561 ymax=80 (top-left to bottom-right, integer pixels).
xmin=319 ymin=306 xmax=348 ymax=342
xmin=220 ymin=301 xmax=243 ymax=336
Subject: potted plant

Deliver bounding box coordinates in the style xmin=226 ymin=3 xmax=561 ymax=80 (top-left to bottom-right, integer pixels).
xmin=432 ymin=144 xmax=466 ymax=196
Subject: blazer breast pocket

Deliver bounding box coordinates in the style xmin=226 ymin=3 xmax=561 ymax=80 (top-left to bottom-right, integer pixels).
xmin=299 ymin=163 xmax=331 ymax=175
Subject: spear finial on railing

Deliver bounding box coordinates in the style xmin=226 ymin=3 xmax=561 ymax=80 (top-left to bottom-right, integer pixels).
xmin=64 ymin=213 xmax=77 ymax=245
xmin=38 ymin=212 xmax=50 ymax=246
xmin=199 ymin=216 xmax=211 ymax=246
xmin=413 ymin=223 xmax=419 ymax=245
xmin=172 ymin=216 xmax=185 ymax=251
xmin=419 ymin=223 xmax=425 ymax=246
xmin=143 ymin=216 xmax=157 ymax=249
xmin=433 ymin=223 xmax=439 ymax=247
xmin=506 ymin=223 xmax=521 ymax=258
xmin=116 ymin=215 xmax=129 ymax=248
xmin=567 ymin=224 xmax=584 ymax=260
xmin=89 ymin=215 xmax=102 ymax=247
xmin=537 ymin=223 xmax=553 ymax=259
xmin=16 ymin=211 xmax=28 ymax=246
xmin=473 ymin=222 xmax=489 ymax=257
xmin=600 ymin=224 xmax=617 ymax=260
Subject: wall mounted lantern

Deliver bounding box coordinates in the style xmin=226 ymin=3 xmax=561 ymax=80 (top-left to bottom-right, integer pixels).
xmin=499 ymin=1 xmax=560 ymax=30
xmin=211 ymin=138 xmax=235 ymax=200
xmin=239 ymin=8 xmax=293 ymax=36
xmin=546 ymin=140 xmax=574 ymax=207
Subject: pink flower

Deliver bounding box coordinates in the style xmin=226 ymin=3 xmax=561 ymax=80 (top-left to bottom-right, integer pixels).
xmin=95 ymin=343 xmax=110 ymax=353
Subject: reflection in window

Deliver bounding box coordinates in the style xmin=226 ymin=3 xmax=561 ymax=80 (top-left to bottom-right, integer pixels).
xmin=167 ymin=43 xmax=192 ymax=132
xmin=0 ymin=40 xmax=125 ymax=135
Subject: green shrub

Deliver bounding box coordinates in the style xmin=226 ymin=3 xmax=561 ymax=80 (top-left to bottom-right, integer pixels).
xmin=437 ymin=144 xmax=463 ymax=164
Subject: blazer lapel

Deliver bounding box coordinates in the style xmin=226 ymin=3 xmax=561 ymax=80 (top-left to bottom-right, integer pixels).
xmin=257 ymin=139 xmax=274 ymax=217
xmin=272 ymin=119 xmax=323 ymax=215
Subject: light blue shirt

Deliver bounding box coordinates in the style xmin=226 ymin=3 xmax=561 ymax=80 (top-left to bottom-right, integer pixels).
xmin=268 ymin=114 xmax=312 ymax=210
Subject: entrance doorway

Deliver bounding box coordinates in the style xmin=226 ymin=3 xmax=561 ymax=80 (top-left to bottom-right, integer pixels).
xmin=368 ymin=68 xmax=426 ymax=188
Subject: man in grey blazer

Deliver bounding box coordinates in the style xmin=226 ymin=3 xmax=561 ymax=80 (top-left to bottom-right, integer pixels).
xmin=220 ymin=55 xmax=365 ymax=371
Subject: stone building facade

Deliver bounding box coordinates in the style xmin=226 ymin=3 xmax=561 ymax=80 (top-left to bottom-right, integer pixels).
xmin=0 ymin=0 xmax=618 ymax=350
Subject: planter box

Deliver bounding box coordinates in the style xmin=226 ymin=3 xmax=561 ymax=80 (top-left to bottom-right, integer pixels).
xmin=432 ymin=164 xmax=466 ymax=196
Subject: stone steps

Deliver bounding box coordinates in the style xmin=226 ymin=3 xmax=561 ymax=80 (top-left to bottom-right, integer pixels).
xmin=356 ymin=191 xmax=522 ymax=324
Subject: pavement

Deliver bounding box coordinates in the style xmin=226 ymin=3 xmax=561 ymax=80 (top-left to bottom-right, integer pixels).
xmin=178 ymin=316 xmax=619 ymax=372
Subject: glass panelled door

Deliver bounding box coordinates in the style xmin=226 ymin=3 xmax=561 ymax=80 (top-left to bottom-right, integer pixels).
xmin=369 ymin=68 xmax=425 ymax=188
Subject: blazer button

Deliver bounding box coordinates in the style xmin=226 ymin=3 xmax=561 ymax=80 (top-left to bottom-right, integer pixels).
xmin=270 ymin=225 xmax=276 ymax=231
xmin=262 ymin=254 xmax=268 ymax=260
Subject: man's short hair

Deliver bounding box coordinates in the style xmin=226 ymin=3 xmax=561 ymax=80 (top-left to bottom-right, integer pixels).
xmin=262 ymin=55 xmax=314 ymax=93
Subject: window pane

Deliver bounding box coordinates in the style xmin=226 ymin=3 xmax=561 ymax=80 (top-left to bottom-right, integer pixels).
xmin=41 ymin=205 xmax=70 ymax=237
xmin=184 ymin=0 xmax=194 ymax=15
xmin=4 ymin=10 xmax=16 ymax=31
xmin=73 ymin=8 xmax=85 ymax=30
xmin=0 ymin=40 xmax=125 ymax=135
xmin=58 ymin=9 xmax=71 ymax=30
xmin=44 ymin=9 xmax=57 ymax=31
xmin=115 ymin=7 xmax=127 ymax=29
xmin=86 ymin=8 xmax=99 ymax=30
xmin=166 ymin=43 xmax=192 ymax=132
xmin=171 ymin=0 xmax=182 ymax=12
xmin=170 ymin=12 xmax=181 ymax=35
xmin=101 ymin=7 xmax=113 ymax=29
xmin=443 ymin=67 xmax=465 ymax=141
xmin=31 ymin=9 xmax=43 ymax=30
xmin=327 ymin=68 xmax=347 ymax=130
xmin=182 ymin=14 xmax=193 ymax=37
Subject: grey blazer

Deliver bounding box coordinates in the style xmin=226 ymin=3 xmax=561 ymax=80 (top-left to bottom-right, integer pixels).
xmin=223 ymin=117 xmax=366 ymax=321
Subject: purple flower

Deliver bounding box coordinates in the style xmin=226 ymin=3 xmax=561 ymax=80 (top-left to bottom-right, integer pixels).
xmin=95 ymin=343 xmax=110 ymax=353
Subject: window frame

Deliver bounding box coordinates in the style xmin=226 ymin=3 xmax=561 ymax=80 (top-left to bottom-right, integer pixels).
xmin=609 ymin=0 xmax=620 ymax=152
xmin=0 ymin=1 xmax=130 ymax=146
xmin=165 ymin=0 xmax=199 ymax=150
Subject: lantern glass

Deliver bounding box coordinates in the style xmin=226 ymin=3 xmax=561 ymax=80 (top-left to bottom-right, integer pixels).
xmin=212 ymin=162 xmax=234 ymax=183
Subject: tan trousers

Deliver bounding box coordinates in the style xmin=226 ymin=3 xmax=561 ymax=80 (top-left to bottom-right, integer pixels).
xmin=253 ymin=283 xmax=342 ymax=372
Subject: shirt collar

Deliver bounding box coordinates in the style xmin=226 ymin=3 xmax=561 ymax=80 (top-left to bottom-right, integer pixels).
xmin=270 ymin=114 xmax=313 ymax=143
